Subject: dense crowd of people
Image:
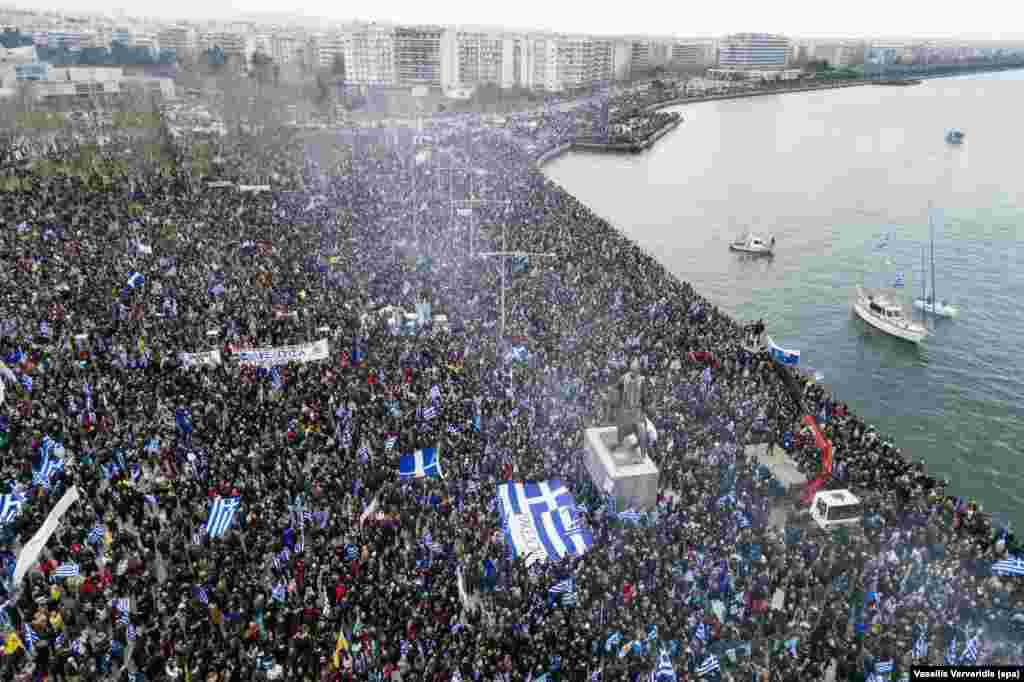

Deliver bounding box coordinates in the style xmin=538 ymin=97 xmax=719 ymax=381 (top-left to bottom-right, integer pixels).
xmin=0 ymin=93 xmax=1021 ymax=682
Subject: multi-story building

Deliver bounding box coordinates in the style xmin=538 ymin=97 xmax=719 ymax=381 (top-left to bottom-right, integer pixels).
xmin=270 ymin=34 xmax=303 ymax=66
xmin=718 ymin=33 xmax=790 ymax=70
xmin=529 ymin=36 xmax=559 ymax=91
xmin=341 ymin=23 xmax=396 ymax=86
xmin=394 ymin=25 xmax=443 ymax=87
xmin=630 ymin=41 xmax=651 ymax=76
xmin=452 ymin=30 xmax=504 ymax=87
xmin=202 ymin=31 xmax=254 ymax=68
xmin=315 ymin=32 xmax=345 ymax=71
xmin=47 ymin=30 xmax=82 ymax=52
xmin=671 ymin=41 xmax=709 ymax=66
xmin=157 ymin=26 xmax=198 ymax=58
xmin=556 ymin=35 xmax=591 ymax=90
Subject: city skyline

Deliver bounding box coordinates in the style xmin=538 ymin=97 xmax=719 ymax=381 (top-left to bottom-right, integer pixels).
xmin=8 ymin=0 xmax=1024 ymax=42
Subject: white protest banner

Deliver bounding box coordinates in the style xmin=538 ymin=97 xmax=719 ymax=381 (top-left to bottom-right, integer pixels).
xmin=178 ymin=349 xmax=223 ymax=368
xmin=14 ymin=485 xmax=81 ymax=587
xmin=238 ymin=185 xmax=271 ymax=193
xmin=237 ymin=339 xmax=329 ymax=367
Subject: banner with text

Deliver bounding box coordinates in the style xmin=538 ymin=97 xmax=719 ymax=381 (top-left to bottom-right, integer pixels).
xmin=179 ymin=349 xmax=223 ymax=368
xmin=237 ymin=339 xmax=329 ymax=367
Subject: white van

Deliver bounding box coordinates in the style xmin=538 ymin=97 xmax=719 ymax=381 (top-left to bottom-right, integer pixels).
xmin=808 ymin=489 xmax=863 ymax=532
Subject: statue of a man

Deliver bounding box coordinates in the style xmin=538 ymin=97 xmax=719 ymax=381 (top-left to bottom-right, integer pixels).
xmin=608 ymin=360 xmax=650 ymax=462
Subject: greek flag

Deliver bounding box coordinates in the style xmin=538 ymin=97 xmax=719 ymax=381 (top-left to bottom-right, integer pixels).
xmin=127 ymin=624 xmax=137 ymax=641
xmin=506 ymin=345 xmax=529 ymax=364
xmin=497 ymin=481 xmax=575 ymax=516
xmin=876 ymin=660 xmax=893 ymax=673
xmin=194 ymin=586 xmax=209 ymax=606
xmin=650 ymin=649 xmax=676 ymax=682
xmin=23 ymin=623 xmax=39 ymax=652
xmin=0 ymin=491 xmax=27 ymax=523
xmin=271 ymin=583 xmax=287 ymax=602
xmin=606 ymin=633 xmax=622 ymax=653
xmin=34 ymin=451 xmax=65 ymax=489
xmin=946 ymin=638 xmax=959 ymax=665
xmin=502 ymin=501 xmax=593 ymax=566
xmin=87 ymin=524 xmax=104 ymax=545
xmin=127 ymin=272 xmax=145 ymax=289
xmin=894 ymin=272 xmax=905 ymax=288
xmin=114 ymin=597 xmax=130 ymax=613
xmin=962 ymin=635 xmax=979 ymax=664
xmin=421 ymin=405 xmax=438 ymax=420
xmin=53 ymin=563 xmax=80 ymax=579
xmin=549 ymin=578 xmax=575 ymax=596
xmin=398 ymin=446 xmax=443 ymax=479
xmin=695 ymin=622 xmax=709 ymax=643
xmin=430 ymin=384 xmax=441 ymax=401
xmin=913 ymin=632 xmax=929 ymax=660
xmin=206 ymin=496 xmax=241 ymax=538
xmin=617 ymin=510 xmax=645 ymax=524
xmin=992 ymin=557 xmax=1024 ymax=576
xmin=384 ymin=435 xmax=397 ymax=452
xmin=696 ymin=654 xmax=719 ymax=677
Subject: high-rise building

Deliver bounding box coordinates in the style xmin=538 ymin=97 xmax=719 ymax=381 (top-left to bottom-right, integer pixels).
xmin=718 ymin=33 xmax=789 ymax=69
xmin=453 ymin=30 xmax=504 ymax=87
xmin=341 ymin=23 xmax=396 ymax=86
xmin=394 ymin=25 xmax=443 ymax=86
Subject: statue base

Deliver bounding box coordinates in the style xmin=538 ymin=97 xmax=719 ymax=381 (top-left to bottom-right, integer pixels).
xmin=582 ymin=425 xmax=660 ymax=511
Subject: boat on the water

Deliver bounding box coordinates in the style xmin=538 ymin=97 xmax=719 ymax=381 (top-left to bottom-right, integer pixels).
xmin=730 ymin=233 xmax=775 ymax=255
xmin=945 ymin=129 xmax=964 ymax=145
xmin=913 ymin=207 xmax=959 ymax=318
xmin=851 ymin=286 xmax=928 ymax=343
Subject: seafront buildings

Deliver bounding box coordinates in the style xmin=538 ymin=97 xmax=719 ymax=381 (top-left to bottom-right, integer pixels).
xmin=2 ymin=7 xmax=1024 ymax=103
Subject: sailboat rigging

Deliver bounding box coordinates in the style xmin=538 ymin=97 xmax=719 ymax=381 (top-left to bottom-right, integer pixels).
xmin=913 ymin=207 xmax=959 ymax=318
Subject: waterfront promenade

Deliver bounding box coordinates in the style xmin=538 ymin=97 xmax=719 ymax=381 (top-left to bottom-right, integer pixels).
xmin=0 ymin=76 xmax=1021 ymax=682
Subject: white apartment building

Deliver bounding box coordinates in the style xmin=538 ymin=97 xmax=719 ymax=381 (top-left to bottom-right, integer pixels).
xmin=718 ymin=33 xmax=790 ymax=70
xmin=452 ymin=30 xmax=504 ymax=87
xmin=394 ymin=25 xmax=443 ymax=87
xmin=341 ymin=24 xmax=396 ymax=86
xmin=555 ymin=35 xmax=590 ymax=90
xmin=529 ymin=36 xmax=559 ymax=91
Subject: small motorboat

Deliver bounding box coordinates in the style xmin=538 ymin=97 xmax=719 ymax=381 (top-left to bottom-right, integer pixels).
xmin=945 ymin=129 xmax=964 ymax=145
xmin=851 ymin=287 xmax=928 ymax=344
xmin=730 ymin=233 xmax=775 ymax=255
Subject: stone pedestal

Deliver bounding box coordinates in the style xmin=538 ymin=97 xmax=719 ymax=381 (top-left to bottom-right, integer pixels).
xmin=582 ymin=425 xmax=660 ymax=511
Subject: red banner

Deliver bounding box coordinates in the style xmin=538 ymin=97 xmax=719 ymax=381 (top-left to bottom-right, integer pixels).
xmin=802 ymin=415 xmax=833 ymax=476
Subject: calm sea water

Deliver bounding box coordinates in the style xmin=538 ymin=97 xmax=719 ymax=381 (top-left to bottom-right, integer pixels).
xmin=545 ymin=70 xmax=1024 ymax=526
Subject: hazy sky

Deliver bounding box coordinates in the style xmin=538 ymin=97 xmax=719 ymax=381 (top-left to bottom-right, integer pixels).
xmin=21 ymin=0 xmax=1024 ymax=40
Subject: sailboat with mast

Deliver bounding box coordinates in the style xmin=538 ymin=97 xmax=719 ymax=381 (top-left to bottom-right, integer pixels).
xmin=913 ymin=207 xmax=959 ymax=318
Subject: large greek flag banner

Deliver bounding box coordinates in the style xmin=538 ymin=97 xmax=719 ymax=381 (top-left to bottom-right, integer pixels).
xmin=497 ymin=481 xmax=593 ymax=566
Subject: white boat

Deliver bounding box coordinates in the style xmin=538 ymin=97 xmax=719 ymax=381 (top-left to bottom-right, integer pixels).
xmin=913 ymin=298 xmax=958 ymax=318
xmin=851 ymin=287 xmax=928 ymax=343
xmin=729 ymin=233 xmax=775 ymax=255
xmin=913 ymin=207 xmax=959 ymax=318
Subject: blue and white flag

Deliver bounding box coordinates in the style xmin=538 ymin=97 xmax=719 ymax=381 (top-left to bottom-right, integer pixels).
xmin=913 ymin=631 xmax=929 ymax=660
xmin=992 ymin=557 xmax=1024 ymax=576
xmin=497 ymin=481 xmax=575 ymax=517
xmin=398 ymin=447 xmax=443 ymax=479
xmin=53 ymin=563 xmax=80 ymax=579
xmin=506 ymin=345 xmax=529 ymax=365
xmin=127 ymin=272 xmax=145 ymax=289
xmin=23 ymin=623 xmax=39 ymax=653
xmin=549 ymin=578 xmax=575 ymax=595
xmin=946 ymin=638 xmax=959 ymax=665
xmin=695 ymin=654 xmax=719 ymax=677
xmin=894 ymin=272 xmax=905 ymax=288
xmin=33 ymin=454 xmax=65 ymax=489
xmin=271 ymin=583 xmax=287 ymax=603
xmin=502 ymin=503 xmax=593 ymax=566
xmin=767 ymin=337 xmax=800 ymax=366
xmin=651 ymin=649 xmax=677 ymax=682
xmin=0 ymin=491 xmax=27 ymax=524
xmin=87 ymin=524 xmax=104 ymax=545
xmin=876 ymin=660 xmax=894 ymax=674
xmin=206 ymin=496 xmax=241 ymax=538
xmin=961 ymin=635 xmax=979 ymax=664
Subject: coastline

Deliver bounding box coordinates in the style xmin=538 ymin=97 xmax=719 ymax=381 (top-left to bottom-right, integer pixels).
xmin=528 ymin=84 xmax=1006 ymax=535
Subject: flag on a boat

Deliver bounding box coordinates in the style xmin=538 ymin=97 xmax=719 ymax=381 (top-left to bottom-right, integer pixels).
xmin=767 ymin=337 xmax=800 ymax=366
